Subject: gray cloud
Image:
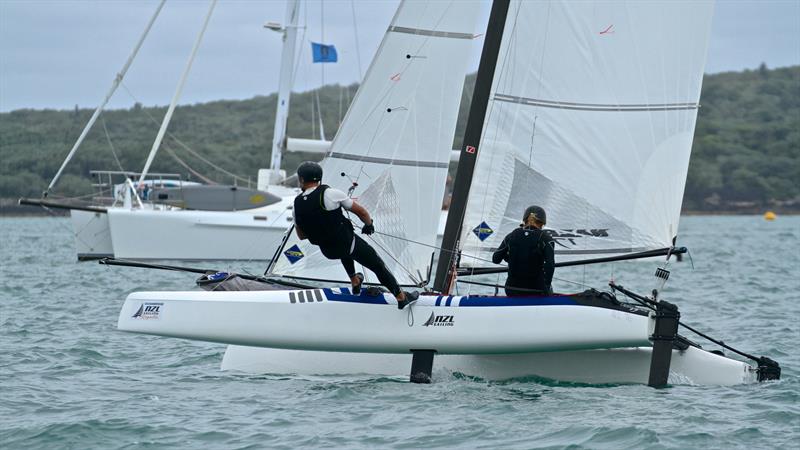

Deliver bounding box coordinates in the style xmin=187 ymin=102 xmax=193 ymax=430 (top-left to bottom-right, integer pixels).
xmin=1 ymin=0 xmax=797 ymax=112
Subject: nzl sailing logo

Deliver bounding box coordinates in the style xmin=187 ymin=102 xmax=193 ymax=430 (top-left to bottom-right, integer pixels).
xmin=284 ymin=244 xmax=304 ymax=264
xmin=423 ymin=312 xmax=454 ymax=327
xmin=132 ymin=302 xmax=163 ymax=320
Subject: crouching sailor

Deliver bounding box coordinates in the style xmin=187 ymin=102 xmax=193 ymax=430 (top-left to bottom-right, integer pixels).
xmin=492 ymin=205 xmax=555 ymax=296
xmin=293 ymin=161 xmax=418 ymax=309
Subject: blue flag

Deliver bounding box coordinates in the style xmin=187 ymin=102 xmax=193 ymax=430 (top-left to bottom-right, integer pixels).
xmin=311 ymin=42 xmax=338 ymax=63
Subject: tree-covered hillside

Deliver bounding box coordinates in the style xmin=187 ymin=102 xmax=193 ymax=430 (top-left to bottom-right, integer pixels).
xmin=1 ymin=65 xmax=797 ymax=213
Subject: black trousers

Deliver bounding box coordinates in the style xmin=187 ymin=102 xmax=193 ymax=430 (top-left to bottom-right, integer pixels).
xmin=320 ymin=235 xmax=402 ymax=296
xmin=504 ymin=277 xmax=551 ymax=297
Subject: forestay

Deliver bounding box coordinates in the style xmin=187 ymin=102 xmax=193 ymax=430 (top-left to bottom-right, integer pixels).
xmin=270 ymin=0 xmax=480 ymax=285
xmin=458 ymin=1 xmax=714 ymax=267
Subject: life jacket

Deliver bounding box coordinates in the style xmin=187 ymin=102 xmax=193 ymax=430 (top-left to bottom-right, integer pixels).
xmin=293 ymin=184 xmax=353 ymax=250
xmin=504 ymin=227 xmax=550 ymax=290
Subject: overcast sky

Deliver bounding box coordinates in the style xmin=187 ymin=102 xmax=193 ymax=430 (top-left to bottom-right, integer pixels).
xmin=1 ymin=0 xmax=798 ymax=112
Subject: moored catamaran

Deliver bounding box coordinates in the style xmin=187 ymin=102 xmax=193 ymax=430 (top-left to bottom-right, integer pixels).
xmin=112 ymin=0 xmax=781 ymax=386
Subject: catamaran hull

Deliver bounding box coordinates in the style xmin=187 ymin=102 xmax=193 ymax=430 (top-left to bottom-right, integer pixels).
xmin=107 ymin=206 xmax=291 ymax=261
xmin=117 ymin=287 xmax=760 ymax=385
xmin=71 ymin=209 xmax=114 ymax=260
xmin=220 ymin=345 xmax=756 ymax=385
xmin=118 ymin=289 xmax=653 ymax=354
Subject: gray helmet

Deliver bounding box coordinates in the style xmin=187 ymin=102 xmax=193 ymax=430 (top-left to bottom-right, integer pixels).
xmin=523 ymin=205 xmax=546 ymax=225
xmin=297 ymin=161 xmax=323 ymax=182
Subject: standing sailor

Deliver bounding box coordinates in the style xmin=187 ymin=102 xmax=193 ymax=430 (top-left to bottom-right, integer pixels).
xmin=293 ymin=161 xmax=418 ymax=309
xmin=492 ymin=206 xmax=555 ymax=296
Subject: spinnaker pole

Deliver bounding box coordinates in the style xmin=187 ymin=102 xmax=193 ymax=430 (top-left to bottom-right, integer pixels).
xmin=44 ymin=0 xmax=166 ymax=197
xmin=433 ymin=0 xmax=511 ymax=294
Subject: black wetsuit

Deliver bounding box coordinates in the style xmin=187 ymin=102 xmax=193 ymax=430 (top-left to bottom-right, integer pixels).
xmin=492 ymin=226 xmax=555 ymax=296
xmin=293 ymin=185 xmax=402 ymax=295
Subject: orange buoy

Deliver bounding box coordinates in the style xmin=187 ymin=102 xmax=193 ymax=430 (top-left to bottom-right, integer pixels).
xmin=764 ymin=211 xmax=776 ymax=221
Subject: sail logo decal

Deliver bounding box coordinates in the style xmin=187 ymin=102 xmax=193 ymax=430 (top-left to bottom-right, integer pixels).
xmin=423 ymin=312 xmax=454 ymax=327
xmin=132 ymin=302 xmax=163 ymax=320
xmin=465 ymin=145 xmax=476 ymax=154
xmin=284 ymin=244 xmax=304 ymax=264
xmin=472 ymin=221 xmax=494 ymax=241
xmin=547 ymin=229 xmax=608 ymax=248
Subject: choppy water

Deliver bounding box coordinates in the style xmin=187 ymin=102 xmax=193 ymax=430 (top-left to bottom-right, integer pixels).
xmin=1 ymin=216 xmax=798 ymax=449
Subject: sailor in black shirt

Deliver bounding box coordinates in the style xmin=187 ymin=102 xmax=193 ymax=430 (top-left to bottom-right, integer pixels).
xmin=492 ymin=206 xmax=555 ymax=296
xmin=292 ymin=161 xmax=418 ymax=309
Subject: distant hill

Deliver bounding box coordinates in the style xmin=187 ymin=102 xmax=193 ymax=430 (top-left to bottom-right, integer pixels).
xmin=1 ymin=64 xmax=797 ymax=213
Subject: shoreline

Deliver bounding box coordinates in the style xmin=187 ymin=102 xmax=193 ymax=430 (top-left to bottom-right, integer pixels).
xmin=2 ymin=207 xmax=797 ymax=218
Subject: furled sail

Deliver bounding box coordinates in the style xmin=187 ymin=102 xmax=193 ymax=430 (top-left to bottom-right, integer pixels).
xmin=458 ymin=0 xmax=714 ymax=267
xmin=270 ymin=0 xmax=480 ymax=285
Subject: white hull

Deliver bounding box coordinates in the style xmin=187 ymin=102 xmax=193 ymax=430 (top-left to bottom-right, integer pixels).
xmin=117 ymin=287 xmax=758 ymax=385
xmin=107 ymin=185 xmax=298 ymax=261
xmin=70 ymin=209 xmax=113 ymax=260
xmin=118 ymin=289 xmax=652 ymax=353
xmin=105 ymin=184 xmax=447 ymax=261
xmin=221 ymin=345 xmax=756 ymax=386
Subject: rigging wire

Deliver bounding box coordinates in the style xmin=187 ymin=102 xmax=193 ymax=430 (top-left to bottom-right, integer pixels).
xmin=609 ymin=284 xmax=766 ymax=364
xmin=100 ymin=115 xmax=126 ymax=173
xmin=350 ymin=0 xmax=364 ymax=82
xmin=119 ymin=82 xmax=251 ymax=186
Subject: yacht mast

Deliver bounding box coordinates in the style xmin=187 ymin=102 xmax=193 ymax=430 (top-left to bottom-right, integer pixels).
xmin=433 ymin=0 xmax=511 ymax=294
xmin=268 ymin=0 xmax=301 ymax=182
xmin=138 ymin=0 xmax=217 ymax=189
xmin=45 ymin=0 xmax=166 ymax=197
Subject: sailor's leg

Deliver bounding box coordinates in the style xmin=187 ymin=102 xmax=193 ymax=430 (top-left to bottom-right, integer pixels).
xmin=350 ymin=236 xmax=402 ymax=296
xmin=340 ymin=255 xmax=356 ymax=278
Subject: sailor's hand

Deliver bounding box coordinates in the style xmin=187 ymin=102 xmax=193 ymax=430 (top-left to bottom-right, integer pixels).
xmin=362 ymin=221 xmax=375 ymax=235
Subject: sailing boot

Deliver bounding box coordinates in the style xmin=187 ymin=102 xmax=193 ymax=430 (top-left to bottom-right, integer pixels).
xmin=350 ymin=272 xmax=364 ymax=295
xmin=397 ymin=291 xmax=420 ymax=310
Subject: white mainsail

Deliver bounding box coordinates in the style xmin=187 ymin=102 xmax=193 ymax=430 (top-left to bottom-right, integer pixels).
xmin=270 ymin=0 xmax=480 ymax=285
xmin=458 ymin=0 xmax=714 ymax=266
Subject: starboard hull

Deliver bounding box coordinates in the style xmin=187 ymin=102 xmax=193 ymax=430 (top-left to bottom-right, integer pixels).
xmin=220 ymin=345 xmax=757 ymax=386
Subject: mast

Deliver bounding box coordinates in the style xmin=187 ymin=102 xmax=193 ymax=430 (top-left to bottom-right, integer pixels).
xmin=138 ymin=0 xmax=217 ymax=189
xmin=432 ymin=0 xmax=511 ymax=294
xmin=268 ymin=0 xmax=301 ymax=179
xmin=45 ymin=0 xmax=166 ymax=197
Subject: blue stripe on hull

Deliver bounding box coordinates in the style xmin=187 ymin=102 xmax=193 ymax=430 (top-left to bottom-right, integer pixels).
xmin=321 ymin=288 xmax=577 ymax=307
xmin=322 ymin=288 xmax=389 ymax=304
xmin=458 ymin=296 xmax=578 ymax=307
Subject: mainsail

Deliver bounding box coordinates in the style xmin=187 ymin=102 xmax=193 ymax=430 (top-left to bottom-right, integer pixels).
xmin=269 ymin=0 xmax=480 ymax=286
xmin=454 ymin=0 xmax=714 ymax=270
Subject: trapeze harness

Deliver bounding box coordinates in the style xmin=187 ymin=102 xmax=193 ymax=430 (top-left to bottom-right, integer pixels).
xmin=293 ymin=184 xmax=402 ymax=296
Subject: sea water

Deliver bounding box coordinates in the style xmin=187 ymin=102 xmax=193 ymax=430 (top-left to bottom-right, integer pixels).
xmin=1 ymin=216 xmax=798 ymax=449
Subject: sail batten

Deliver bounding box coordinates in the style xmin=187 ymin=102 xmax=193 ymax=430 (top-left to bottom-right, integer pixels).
xmin=455 ymin=0 xmax=714 ymax=270
xmin=493 ymin=94 xmax=699 ymax=111
xmin=270 ymin=0 xmax=480 ymax=286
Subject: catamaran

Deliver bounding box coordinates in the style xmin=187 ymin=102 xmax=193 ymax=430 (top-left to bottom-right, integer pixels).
xmin=113 ymin=0 xmax=780 ymax=386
